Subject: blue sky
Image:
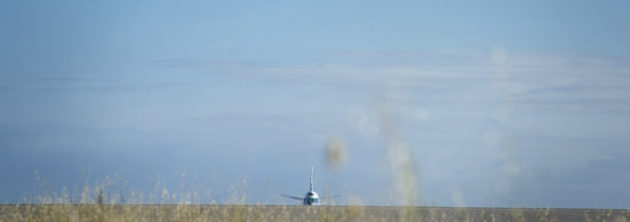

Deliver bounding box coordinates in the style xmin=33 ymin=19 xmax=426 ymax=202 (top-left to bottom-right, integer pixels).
xmin=1 ymin=0 xmax=630 ymax=208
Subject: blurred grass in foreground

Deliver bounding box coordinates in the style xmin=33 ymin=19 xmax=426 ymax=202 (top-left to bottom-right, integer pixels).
xmin=2 ymin=180 xmax=629 ymax=222
xmin=2 ymin=174 xmax=629 ymax=221
xmin=2 ymin=204 xmax=630 ymax=222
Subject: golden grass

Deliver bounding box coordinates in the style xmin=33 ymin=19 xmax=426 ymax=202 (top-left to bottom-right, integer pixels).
xmin=2 ymin=176 xmax=629 ymax=221
xmin=2 ymin=203 xmax=630 ymax=221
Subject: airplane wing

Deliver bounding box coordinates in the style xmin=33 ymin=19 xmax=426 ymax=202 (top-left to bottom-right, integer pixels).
xmin=319 ymin=195 xmax=341 ymax=204
xmin=320 ymin=195 xmax=340 ymax=200
xmin=281 ymin=194 xmax=303 ymax=200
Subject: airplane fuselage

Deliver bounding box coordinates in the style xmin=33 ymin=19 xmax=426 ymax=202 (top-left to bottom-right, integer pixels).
xmin=304 ymin=191 xmax=320 ymax=205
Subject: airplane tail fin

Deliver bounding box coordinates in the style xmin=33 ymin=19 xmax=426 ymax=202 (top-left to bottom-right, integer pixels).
xmin=310 ymin=166 xmax=314 ymax=192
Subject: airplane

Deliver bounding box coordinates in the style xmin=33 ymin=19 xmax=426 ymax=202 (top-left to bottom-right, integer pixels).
xmin=282 ymin=166 xmax=338 ymax=206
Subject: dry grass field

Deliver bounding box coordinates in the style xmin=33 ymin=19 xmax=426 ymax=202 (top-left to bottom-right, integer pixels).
xmin=2 ymin=204 xmax=629 ymax=222
xmin=2 ymin=178 xmax=629 ymax=222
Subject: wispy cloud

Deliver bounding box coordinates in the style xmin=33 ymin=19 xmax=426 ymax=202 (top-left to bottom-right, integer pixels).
xmin=33 ymin=83 xmax=187 ymax=93
xmin=155 ymin=51 xmax=630 ymax=97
